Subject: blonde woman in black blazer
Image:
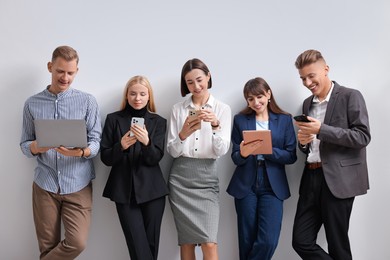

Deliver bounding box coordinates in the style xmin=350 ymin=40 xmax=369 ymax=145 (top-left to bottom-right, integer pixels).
xmin=101 ymin=76 xmax=168 ymax=260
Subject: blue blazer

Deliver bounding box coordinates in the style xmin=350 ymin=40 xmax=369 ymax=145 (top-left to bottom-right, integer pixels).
xmin=227 ymin=112 xmax=297 ymax=200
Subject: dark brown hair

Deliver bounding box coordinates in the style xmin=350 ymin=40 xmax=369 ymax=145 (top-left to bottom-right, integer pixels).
xmin=295 ymin=49 xmax=325 ymax=69
xmin=240 ymin=77 xmax=289 ymax=115
xmin=180 ymin=58 xmax=212 ymax=97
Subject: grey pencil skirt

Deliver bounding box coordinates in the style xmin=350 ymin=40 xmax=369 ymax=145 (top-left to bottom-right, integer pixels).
xmin=168 ymin=156 xmax=220 ymax=245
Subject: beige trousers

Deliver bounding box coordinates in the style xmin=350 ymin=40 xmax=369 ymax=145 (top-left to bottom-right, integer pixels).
xmin=32 ymin=182 xmax=92 ymax=260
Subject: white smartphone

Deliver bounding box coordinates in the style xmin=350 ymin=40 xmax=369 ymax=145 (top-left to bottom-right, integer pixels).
xmin=129 ymin=117 xmax=145 ymax=136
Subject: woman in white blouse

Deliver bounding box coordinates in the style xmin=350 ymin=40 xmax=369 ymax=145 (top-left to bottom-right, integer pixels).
xmin=167 ymin=58 xmax=231 ymax=260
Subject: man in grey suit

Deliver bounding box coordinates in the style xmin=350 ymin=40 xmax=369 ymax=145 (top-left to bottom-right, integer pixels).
xmin=291 ymin=49 xmax=370 ymax=260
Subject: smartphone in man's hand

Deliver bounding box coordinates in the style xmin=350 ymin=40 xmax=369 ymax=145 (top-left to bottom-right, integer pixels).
xmin=294 ymin=114 xmax=310 ymax=122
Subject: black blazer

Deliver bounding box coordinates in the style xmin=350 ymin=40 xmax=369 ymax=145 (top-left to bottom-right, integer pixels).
xmin=299 ymin=82 xmax=371 ymax=199
xmin=100 ymin=109 xmax=168 ymax=204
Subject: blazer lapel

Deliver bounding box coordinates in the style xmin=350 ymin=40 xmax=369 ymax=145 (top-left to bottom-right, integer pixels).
xmin=117 ymin=110 xmax=131 ymax=137
xmin=303 ymin=97 xmax=313 ymax=115
xmin=246 ymin=113 xmax=256 ymax=130
xmin=323 ymin=82 xmax=341 ymax=125
xmin=143 ymin=112 xmax=154 ymax=130
xmin=268 ymin=112 xmax=277 ymax=132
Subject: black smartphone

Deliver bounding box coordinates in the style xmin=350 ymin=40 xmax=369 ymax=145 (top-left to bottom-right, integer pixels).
xmin=294 ymin=114 xmax=310 ymax=122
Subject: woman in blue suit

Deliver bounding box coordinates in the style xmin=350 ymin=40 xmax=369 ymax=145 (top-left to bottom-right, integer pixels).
xmin=227 ymin=77 xmax=297 ymax=260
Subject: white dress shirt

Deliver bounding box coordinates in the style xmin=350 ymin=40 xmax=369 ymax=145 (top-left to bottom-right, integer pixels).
xmin=307 ymin=82 xmax=334 ymax=163
xmin=167 ymin=94 xmax=231 ymax=159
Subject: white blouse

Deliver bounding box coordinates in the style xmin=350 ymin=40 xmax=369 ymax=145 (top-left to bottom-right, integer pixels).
xmin=167 ymin=94 xmax=231 ymax=159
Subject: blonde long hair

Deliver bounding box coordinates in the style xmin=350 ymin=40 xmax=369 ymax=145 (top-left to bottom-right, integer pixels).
xmin=120 ymin=75 xmax=156 ymax=112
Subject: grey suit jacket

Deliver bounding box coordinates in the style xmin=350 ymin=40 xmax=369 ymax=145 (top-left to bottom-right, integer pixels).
xmin=300 ymin=82 xmax=371 ymax=199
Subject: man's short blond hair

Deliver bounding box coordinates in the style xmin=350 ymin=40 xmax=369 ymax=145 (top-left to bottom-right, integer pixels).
xmin=52 ymin=46 xmax=79 ymax=64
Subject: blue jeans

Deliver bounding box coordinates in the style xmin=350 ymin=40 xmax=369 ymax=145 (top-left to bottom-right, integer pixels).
xmin=234 ymin=165 xmax=283 ymax=260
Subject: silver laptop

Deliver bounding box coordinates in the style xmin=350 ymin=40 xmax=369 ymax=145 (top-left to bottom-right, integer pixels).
xmin=34 ymin=119 xmax=88 ymax=148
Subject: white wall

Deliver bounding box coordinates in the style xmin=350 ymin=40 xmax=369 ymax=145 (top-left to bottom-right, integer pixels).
xmin=1 ymin=1 xmax=389 ymax=259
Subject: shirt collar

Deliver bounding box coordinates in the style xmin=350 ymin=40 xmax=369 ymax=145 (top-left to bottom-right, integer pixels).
xmin=44 ymin=85 xmax=73 ymax=99
xmin=184 ymin=94 xmax=215 ymax=109
xmin=313 ymin=81 xmax=334 ymax=103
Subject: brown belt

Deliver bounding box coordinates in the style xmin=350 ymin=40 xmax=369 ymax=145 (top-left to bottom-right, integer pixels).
xmin=306 ymin=162 xmax=322 ymax=170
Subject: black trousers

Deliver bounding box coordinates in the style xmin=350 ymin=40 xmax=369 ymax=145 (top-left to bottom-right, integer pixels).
xmin=116 ymin=196 xmax=166 ymax=260
xmin=292 ymin=167 xmax=355 ymax=260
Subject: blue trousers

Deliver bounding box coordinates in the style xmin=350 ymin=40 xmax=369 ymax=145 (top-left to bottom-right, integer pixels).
xmin=234 ymin=165 xmax=283 ymax=260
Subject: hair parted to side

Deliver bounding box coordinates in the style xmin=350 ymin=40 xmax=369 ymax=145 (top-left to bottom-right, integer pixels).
xmin=120 ymin=75 xmax=156 ymax=112
xmin=180 ymin=58 xmax=212 ymax=97
xmin=52 ymin=46 xmax=79 ymax=64
xmin=295 ymin=49 xmax=326 ymax=69
xmin=240 ymin=77 xmax=289 ymax=115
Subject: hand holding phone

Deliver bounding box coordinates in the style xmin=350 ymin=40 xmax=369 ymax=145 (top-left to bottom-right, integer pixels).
xmin=294 ymin=114 xmax=311 ymax=122
xmin=129 ymin=117 xmax=145 ymax=136
xmin=188 ymin=109 xmax=201 ymax=130
xmin=188 ymin=109 xmax=200 ymax=117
